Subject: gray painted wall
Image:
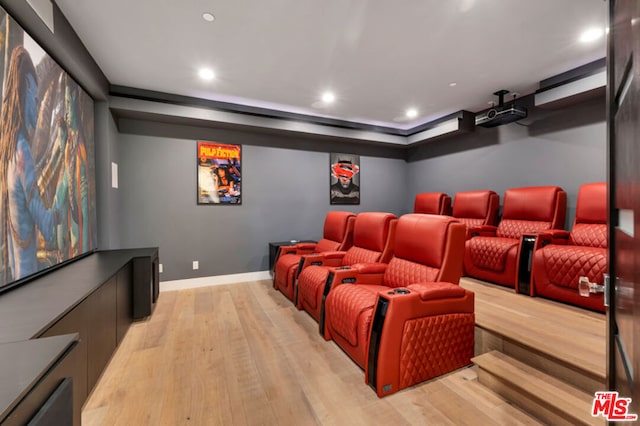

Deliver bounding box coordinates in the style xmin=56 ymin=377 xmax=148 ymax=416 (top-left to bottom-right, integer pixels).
xmin=111 ymin=96 xmax=605 ymax=281
xmin=406 ymin=97 xmax=606 ymax=227
xmin=94 ymin=102 xmax=121 ymax=249
xmin=116 ymin=131 xmax=408 ymax=281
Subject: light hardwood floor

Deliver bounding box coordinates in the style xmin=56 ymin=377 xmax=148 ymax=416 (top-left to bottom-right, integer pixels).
xmin=82 ymin=280 xmax=545 ymax=426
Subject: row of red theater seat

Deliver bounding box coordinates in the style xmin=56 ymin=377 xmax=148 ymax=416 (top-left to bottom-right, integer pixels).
xmin=270 ymin=183 xmax=606 ymax=394
xmin=272 ymin=212 xmax=475 ymax=397
xmin=414 ymin=184 xmax=607 ymax=313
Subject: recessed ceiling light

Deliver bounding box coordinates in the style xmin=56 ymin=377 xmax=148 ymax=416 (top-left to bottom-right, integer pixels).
xmin=321 ymin=92 xmax=335 ymax=103
xmin=449 ymin=82 xmax=457 ymax=87
xmin=202 ymin=12 xmax=215 ymax=22
xmin=406 ymin=108 xmax=418 ymax=118
xmin=579 ymin=27 xmax=604 ymax=43
xmin=198 ymin=68 xmax=215 ymax=81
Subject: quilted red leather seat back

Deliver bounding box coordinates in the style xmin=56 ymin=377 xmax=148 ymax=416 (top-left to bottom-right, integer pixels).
xmin=314 ymin=211 xmax=356 ymax=252
xmin=342 ymin=212 xmax=397 ymax=265
xmin=384 ymin=214 xmax=466 ymax=288
xmin=452 ymin=190 xmax=500 ymax=227
xmin=496 ymin=186 xmax=567 ymax=239
xmin=414 ymin=192 xmax=452 ymax=215
xmin=569 ymin=182 xmax=607 ymax=248
xmin=570 ymin=224 xmax=607 ymax=248
xmin=385 ymin=257 xmax=439 ymax=288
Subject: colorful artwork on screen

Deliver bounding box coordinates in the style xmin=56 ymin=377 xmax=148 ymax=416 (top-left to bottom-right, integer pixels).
xmin=0 ymin=7 xmax=97 ymax=291
xmin=197 ymin=141 xmax=242 ymax=204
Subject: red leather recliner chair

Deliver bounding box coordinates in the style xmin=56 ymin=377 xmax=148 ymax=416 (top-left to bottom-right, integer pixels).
xmin=414 ymin=192 xmax=452 ymax=215
xmin=323 ymin=214 xmax=474 ymax=397
xmin=531 ymin=182 xmax=607 ymax=312
xmin=464 ymin=186 xmax=567 ymax=288
xmin=296 ymin=212 xmax=397 ymax=322
xmin=452 ymin=190 xmax=500 ymax=234
xmin=274 ymin=211 xmax=355 ymax=302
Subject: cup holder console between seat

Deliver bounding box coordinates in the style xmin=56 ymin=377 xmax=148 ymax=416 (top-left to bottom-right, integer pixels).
xmin=517 ymin=235 xmax=537 ymax=295
xmin=387 ymin=288 xmax=410 ymax=295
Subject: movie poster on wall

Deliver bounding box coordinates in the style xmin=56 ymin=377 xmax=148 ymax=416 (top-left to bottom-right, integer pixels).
xmin=0 ymin=6 xmax=97 ymax=292
xmin=197 ymin=141 xmax=242 ymax=204
xmin=330 ymin=153 xmax=360 ymax=205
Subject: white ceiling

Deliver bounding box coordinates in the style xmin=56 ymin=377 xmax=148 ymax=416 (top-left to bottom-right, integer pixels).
xmin=55 ymin=0 xmax=608 ymax=130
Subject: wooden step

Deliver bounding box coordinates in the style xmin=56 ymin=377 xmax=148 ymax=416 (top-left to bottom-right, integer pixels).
xmin=461 ymin=277 xmax=606 ymax=394
xmin=472 ymin=351 xmax=605 ymax=426
xmin=474 ymin=327 xmax=605 ymax=394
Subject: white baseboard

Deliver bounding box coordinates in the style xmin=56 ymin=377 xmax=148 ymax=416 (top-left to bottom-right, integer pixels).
xmin=160 ymin=270 xmax=271 ymax=292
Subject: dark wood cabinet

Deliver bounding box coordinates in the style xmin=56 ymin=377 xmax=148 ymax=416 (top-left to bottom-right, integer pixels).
xmin=87 ymin=276 xmax=117 ymax=391
xmin=116 ymin=263 xmax=133 ymax=345
xmin=41 ymin=304 xmax=88 ymax=421
xmin=0 ymin=335 xmax=78 ymax=426
xmin=26 ymin=377 xmax=74 ymax=426
xmin=0 ymin=248 xmax=159 ymax=426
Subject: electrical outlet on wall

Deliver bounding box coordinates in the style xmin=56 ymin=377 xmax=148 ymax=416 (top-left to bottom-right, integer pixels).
xmin=159 ymin=264 xmax=163 ymax=273
xmin=192 ymin=261 xmax=199 ymax=270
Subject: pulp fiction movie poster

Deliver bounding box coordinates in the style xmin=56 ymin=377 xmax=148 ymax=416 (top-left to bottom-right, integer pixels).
xmin=197 ymin=141 xmax=242 ymax=204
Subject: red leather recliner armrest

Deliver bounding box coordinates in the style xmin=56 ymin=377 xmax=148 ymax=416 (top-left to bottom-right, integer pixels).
xmin=467 ymin=225 xmax=497 ymax=238
xmin=319 ymin=251 xmax=349 ymax=260
xmin=351 ymin=263 xmax=388 ymax=275
xmin=298 ymin=251 xmax=347 ymax=271
xmin=376 ymin=283 xmax=473 ymax=316
xmin=406 ymin=282 xmax=467 ymax=301
xmin=297 ymin=253 xmax=322 ymax=272
xmin=278 ymin=243 xmax=316 ymax=257
xmin=533 ymin=230 xmax=571 ymax=247
xmin=328 ymin=263 xmax=388 ymax=287
xmin=278 ymin=245 xmax=297 ymax=256
xmin=318 ymin=263 xmax=389 ymax=339
xmin=364 ymin=284 xmax=475 ymax=397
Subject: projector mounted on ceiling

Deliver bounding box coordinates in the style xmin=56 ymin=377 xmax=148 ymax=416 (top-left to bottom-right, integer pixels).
xmin=475 ymin=90 xmax=528 ymax=128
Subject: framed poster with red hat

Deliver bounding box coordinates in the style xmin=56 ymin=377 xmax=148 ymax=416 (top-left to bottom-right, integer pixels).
xmin=330 ymin=153 xmax=360 ymax=205
xmin=197 ymin=141 xmax=242 ymax=204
